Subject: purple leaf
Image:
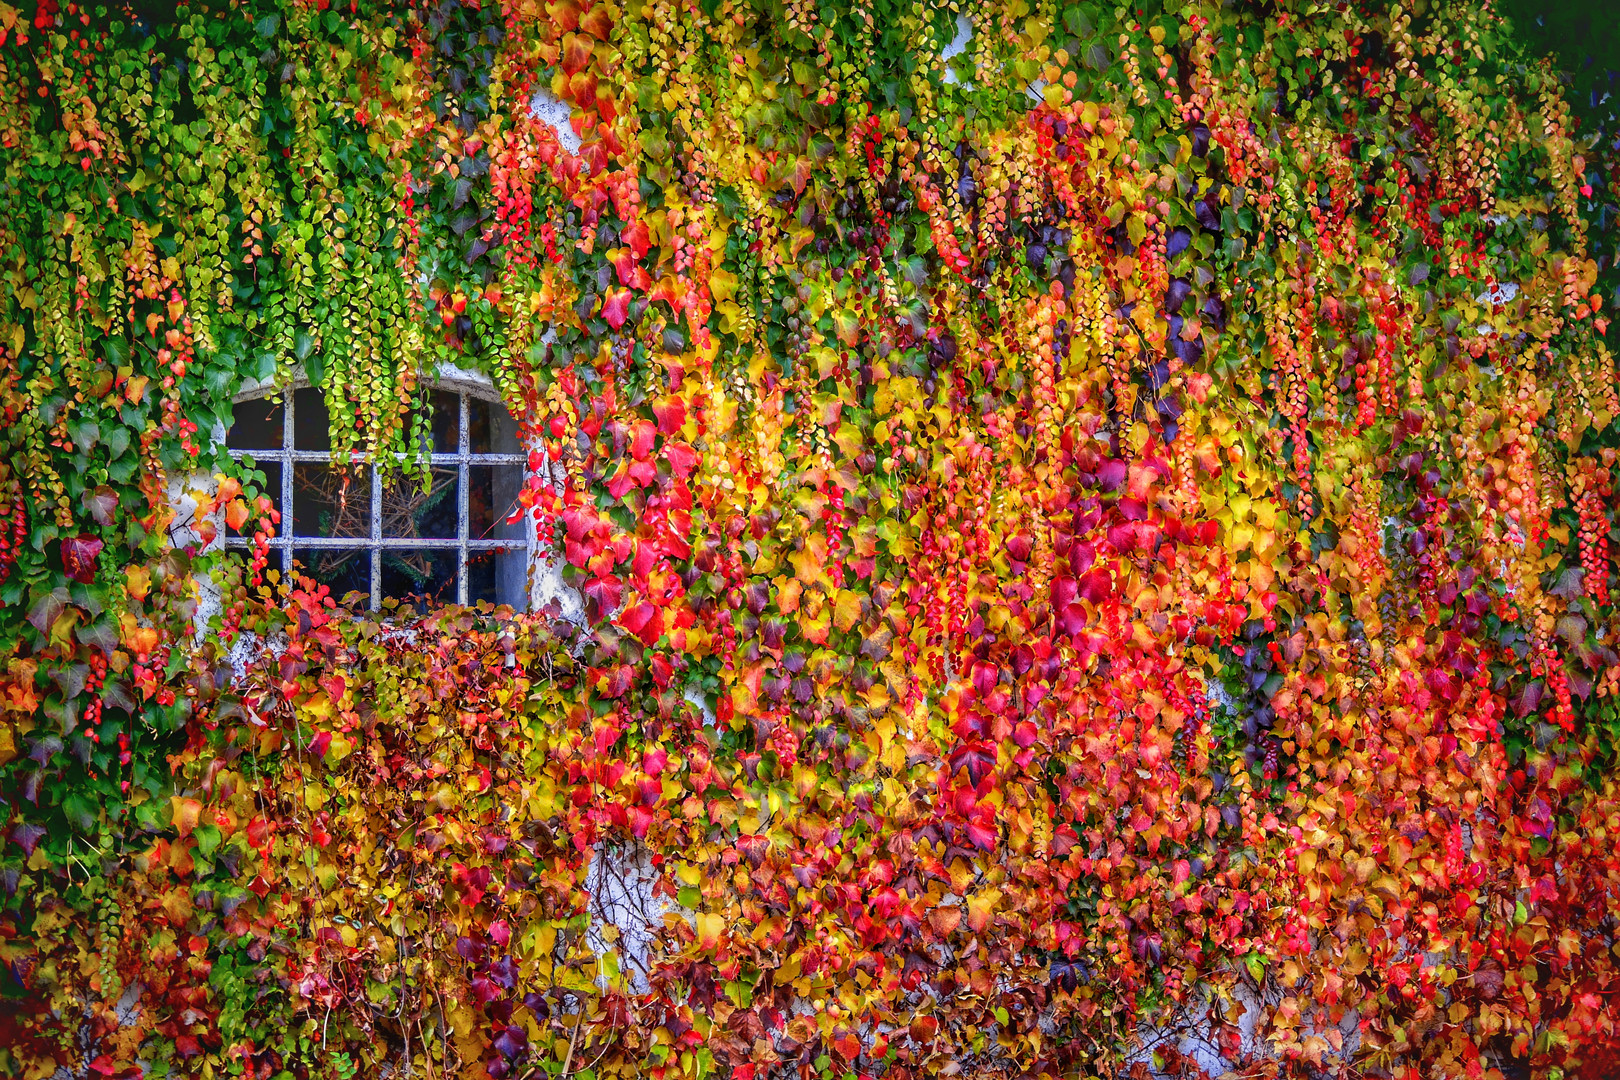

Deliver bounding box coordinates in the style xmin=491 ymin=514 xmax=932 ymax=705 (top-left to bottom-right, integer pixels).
xmin=11 ymin=823 xmax=47 ymax=856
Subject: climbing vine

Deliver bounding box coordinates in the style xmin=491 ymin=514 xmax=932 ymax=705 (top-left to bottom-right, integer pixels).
xmin=3 ymin=0 xmax=1620 ymax=1078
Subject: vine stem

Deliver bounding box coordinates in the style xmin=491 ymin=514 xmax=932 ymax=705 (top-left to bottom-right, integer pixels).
xmin=561 ymin=994 xmax=583 ymax=1078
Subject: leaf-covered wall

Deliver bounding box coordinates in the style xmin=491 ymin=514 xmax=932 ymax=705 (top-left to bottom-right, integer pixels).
xmin=2 ymin=0 xmax=1620 ymax=1078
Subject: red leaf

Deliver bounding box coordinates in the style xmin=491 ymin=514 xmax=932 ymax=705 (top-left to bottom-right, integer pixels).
xmin=652 ymin=396 xmax=686 ymax=435
xmin=629 ymin=419 xmax=656 ymax=459
xmin=1097 ymin=459 xmax=1127 ymax=491
xmin=965 ymin=816 xmax=998 ymax=852
xmin=619 ymin=602 xmax=663 ymax=646
xmin=1077 ymin=568 xmax=1112 ymax=603
xmin=622 ymin=219 xmax=652 ymax=259
xmin=60 ymin=535 xmax=103 ymax=584
xmin=601 ymin=287 xmax=632 ymax=329
xmin=664 ymin=441 xmax=699 ymax=480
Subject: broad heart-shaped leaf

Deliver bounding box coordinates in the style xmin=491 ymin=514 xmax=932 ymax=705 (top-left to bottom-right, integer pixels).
xmin=59 ymin=535 xmax=103 ymax=584
xmin=26 ymin=588 xmax=68 ymax=637
xmin=601 ymin=287 xmax=632 ymax=329
xmin=62 ymin=794 xmax=97 ymax=833
xmin=50 ymin=663 xmax=87 ymax=703
xmin=75 ymin=619 xmax=120 ymax=657
xmin=830 ymin=307 xmax=859 ymax=346
xmin=832 ymin=590 xmax=862 ymax=632
xmin=169 ymin=797 xmax=202 ymax=839
xmin=83 ymin=486 xmax=119 ymax=526
xmin=9 ymin=823 xmax=47 ymax=857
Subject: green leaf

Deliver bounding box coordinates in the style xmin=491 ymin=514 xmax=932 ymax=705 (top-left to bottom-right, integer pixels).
xmin=63 ymin=793 xmax=97 ymax=833
xmin=193 ymin=823 xmax=222 ymax=859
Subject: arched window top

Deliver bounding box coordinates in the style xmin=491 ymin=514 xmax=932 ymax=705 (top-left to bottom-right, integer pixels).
xmin=224 ymin=365 xmax=531 ymax=612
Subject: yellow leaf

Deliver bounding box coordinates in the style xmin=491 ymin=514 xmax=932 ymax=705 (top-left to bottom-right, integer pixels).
xmin=709 ymin=266 xmax=739 ymax=303
xmin=833 ymin=590 xmax=862 ymax=633
xmin=125 ymin=564 xmax=151 ymax=602
xmin=160 ymin=886 xmax=194 ymax=926
xmin=789 ymin=533 xmax=829 ymax=586
xmin=695 ymin=911 xmax=725 ymax=952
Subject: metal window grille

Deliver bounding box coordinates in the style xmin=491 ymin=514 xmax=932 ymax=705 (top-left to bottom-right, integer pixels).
xmin=224 ymin=386 xmax=528 ymax=610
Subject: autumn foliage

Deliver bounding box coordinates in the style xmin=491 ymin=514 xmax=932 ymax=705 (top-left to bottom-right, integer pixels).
xmin=3 ymin=0 xmax=1620 ymax=1078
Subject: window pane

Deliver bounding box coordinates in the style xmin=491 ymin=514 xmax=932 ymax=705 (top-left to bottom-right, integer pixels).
xmin=381 ymin=549 xmax=458 ymax=610
xmin=293 ymin=387 xmax=331 ymax=451
xmin=381 ymin=467 xmax=458 ymax=539
xmin=227 ymin=398 xmax=284 ymax=450
xmin=430 ymin=390 xmax=460 ymax=453
xmin=484 ymin=544 xmax=530 ymax=611
xmin=468 ymin=397 xmax=492 ymax=453
xmin=229 ymin=460 xmax=281 ymax=537
xmin=293 ymin=463 xmax=371 ymax=538
xmin=490 ymin=404 xmax=523 ymax=454
xmin=292 ymin=547 xmax=370 ymax=606
xmin=467 ymin=548 xmax=499 ymax=606
xmin=469 ymin=464 xmax=524 ymax=539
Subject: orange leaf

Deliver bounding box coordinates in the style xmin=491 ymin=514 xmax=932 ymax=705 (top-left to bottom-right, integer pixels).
xmin=928 ymin=906 xmax=962 ymax=936
xmin=170 ymin=797 xmax=202 ymax=839
xmin=966 ymin=888 xmax=1001 ymax=933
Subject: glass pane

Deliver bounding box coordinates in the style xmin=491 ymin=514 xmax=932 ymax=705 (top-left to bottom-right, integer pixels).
xmin=292 ymin=547 xmax=370 ymax=605
xmin=468 ymin=397 xmax=492 ymax=453
xmin=293 ymin=463 xmax=371 ymax=538
xmin=229 ymin=460 xmax=281 ymax=537
xmin=228 ymin=398 xmax=284 ymax=450
xmin=470 ymin=464 xmax=524 ymax=539
xmin=483 ymin=544 xmax=530 ymax=611
xmin=467 ymin=548 xmax=499 ymax=606
xmin=381 ymin=467 xmax=458 ymax=540
xmin=430 ymin=390 xmax=460 ymax=453
xmin=293 ymin=387 xmax=331 ymax=451
xmin=490 ymin=403 xmax=522 ymax=454
xmin=381 ymin=548 xmax=458 ymax=610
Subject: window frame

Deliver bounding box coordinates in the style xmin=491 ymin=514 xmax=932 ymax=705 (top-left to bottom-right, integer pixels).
xmin=223 ymin=365 xmax=533 ymax=611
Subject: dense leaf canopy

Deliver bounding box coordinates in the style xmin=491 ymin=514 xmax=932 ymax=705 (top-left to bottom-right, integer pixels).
xmin=2 ymin=0 xmax=1620 ymax=1078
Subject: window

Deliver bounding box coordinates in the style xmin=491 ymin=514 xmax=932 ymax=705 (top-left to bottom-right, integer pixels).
xmin=225 ymin=379 xmax=531 ymax=611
